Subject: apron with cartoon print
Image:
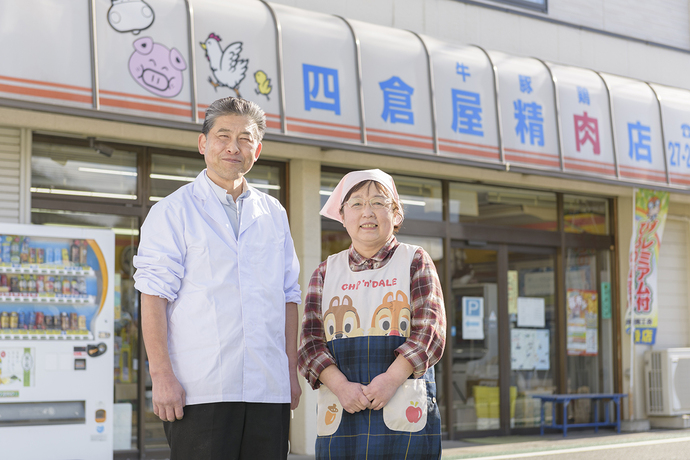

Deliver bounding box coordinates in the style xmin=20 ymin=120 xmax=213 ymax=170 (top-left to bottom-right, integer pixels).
xmin=317 ymin=244 xmax=441 ymax=459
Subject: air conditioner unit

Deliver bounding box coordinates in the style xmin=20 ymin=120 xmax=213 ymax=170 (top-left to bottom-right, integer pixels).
xmin=644 ymin=349 xmax=690 ymax=416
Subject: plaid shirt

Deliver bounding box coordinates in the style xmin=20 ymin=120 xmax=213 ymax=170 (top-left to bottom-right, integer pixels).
xmin=298 ymin=237 xmax=446 ymax=389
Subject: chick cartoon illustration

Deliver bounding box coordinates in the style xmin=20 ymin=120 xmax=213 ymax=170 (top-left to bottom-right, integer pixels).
xmin=200 ymin=33 xmax=248 ymax=97
xmin=323 ymin=295 xmax=364 ymax=341
xmin=254 ymin=70 xmax=272 ymax=100
xmin=368 ymin=290 xmax=411 ymax=337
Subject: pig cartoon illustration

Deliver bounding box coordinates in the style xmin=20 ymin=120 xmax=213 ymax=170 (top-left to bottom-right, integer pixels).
xmin=128 ymin=37 xmax=187 ymax=98
xmin=108 ymin=0 xmax=155 ymax=35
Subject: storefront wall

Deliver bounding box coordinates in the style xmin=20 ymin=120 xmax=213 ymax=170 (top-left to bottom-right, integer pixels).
xmin=3 ymin=0 xmax=690 ymax=456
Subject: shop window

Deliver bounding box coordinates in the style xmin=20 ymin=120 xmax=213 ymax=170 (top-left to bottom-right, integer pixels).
xmin=320 ymin=172 xmax=443 ymax=222
xmin=566 ymin=248 xmax=615 ymax=406
xmin=31 ymin=208 xmax=140 ymax=450
xmin=32 ymin=141 xmax=138 ymax=201
xmin=149 ymin=154 xmax=283 ymax=202
xmin=450 ymin=183 xmax=557 ymax=231
xmin=564 ymin=194 xmax=609 ymax=235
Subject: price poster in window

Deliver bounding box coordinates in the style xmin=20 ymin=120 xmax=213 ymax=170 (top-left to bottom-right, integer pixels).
xmin=566 ymin=289 xmax=598 ymax=356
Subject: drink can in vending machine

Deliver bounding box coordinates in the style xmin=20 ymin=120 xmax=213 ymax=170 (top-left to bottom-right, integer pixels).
xmin=70 ymin=312 xmax=78 ymax=331
xmin=60 ymin=312 xmax=69 ymax=331
xmin=36 ymin=275 xmax=44 ymax=294
xmin=10 ymin=311 xmax=18 ymax=329
xmin=46 ymin=247 xmax=54 ymax=264
xmin=80 ymin=240 xmax=88 ymax=265
xmin=53 ymin=276 xmax=61 ymax=295
xmin=1 ymin=311 xmax=8 ymax=329
xmin=0 ymin=273 xmax=8 ymax=292
xmin=35 ymin=311 xmax=44 ymax=329
xmin=37 ymin=248 xmax=45 ymax=265
xmin=44 ymin=315 xmax=54 ymax=329
xmin=71 ymin=278 xmax=78 ymax=296
xmin=29 ymin=247 xmax=36 ymax=264
xmin=78 ymin=315 xmax=86 ymax=330
xmin=9 ymin=276 xmax=18 ymax=293
xmin=62 ymin=277 xmax=71 ymax=296
xmin=18 ymin=310 xmax=26 ymax=329
xmin=28 ymin=311 xmax=36 ymax=329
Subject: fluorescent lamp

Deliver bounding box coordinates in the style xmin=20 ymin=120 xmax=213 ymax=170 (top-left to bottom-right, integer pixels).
xmin=249 ymin=183 xmax=280 ymax=190
xmin=150 ymin=173 xmax=196 ymax=182
xmin=31 ymin=187 xmax=137 ymax=200
xmin=78 ymin=167 xmax=137 ymax=177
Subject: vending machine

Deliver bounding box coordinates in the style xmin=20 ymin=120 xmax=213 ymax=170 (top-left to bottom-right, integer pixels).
xmin=0 ymin=223 xmax=114 ymax=460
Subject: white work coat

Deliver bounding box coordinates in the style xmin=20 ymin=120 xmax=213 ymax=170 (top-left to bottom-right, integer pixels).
xmin=133 ymin=170 xmax=301 ymax=405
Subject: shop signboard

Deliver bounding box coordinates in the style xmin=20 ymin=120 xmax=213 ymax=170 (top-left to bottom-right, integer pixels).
xmin=649 ymin=83 xmax=690 ymax=187
xmin=424 ymin=37 xmax=500 ymax=163
xmin=0 ymin=0 xmax=93 ymax=109
xmin=276 ymin=5 xmax=361 ymax=142
xmin=489 ymin=51 xmax=560 ymax=170
xmin=193 ymin=0 xmax=281 ymax=131
xmin=352 ymin=20 xmax=434 ymax=153
xmin=549 ymin=63 xmax=616 ymax=178
xmin=601 ymin=73 xmax=667 ymax=184
xmin=626 ymin=188 xmax=669 ymax=345
xmin=95 ymin=0 xmax=193 ymax=121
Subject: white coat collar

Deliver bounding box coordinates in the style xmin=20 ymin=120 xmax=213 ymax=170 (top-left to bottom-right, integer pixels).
xmin=191 ymin=170 xmax=265 ymax=236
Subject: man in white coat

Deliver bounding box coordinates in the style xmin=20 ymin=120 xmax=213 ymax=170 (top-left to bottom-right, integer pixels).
xmin=133 ymin=97 xmax=302 ymax=459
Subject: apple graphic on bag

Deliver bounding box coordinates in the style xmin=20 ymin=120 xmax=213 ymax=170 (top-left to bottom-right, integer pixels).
xmin=406 ymin=401 xmax=422 ymax=423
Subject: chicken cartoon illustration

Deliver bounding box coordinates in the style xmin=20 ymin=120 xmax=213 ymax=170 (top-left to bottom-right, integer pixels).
xmin=323 ymin=295 xmax=364 ymax=341
xmin=200 ymin=33 xmax=248 ymax=97
xmin=368 ymin=290 xmax=412 ymax=337
xmin=254 ymin=70 xmax=272 ymax=100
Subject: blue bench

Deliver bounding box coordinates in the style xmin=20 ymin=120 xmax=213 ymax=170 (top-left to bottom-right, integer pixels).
xmin=531 ymin=393 xmax=627 ymax=437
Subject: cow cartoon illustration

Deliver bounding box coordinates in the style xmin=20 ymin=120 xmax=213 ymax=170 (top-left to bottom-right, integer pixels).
xmin=368 ymin=290 xmax=412 ymax=337
xmin=323 ymin=295 xmax=364 ymax=341
xmin=128 ymin=37 xmax=186 ymax=97
xmin=108 ymin=0 xmax=155 ymax=35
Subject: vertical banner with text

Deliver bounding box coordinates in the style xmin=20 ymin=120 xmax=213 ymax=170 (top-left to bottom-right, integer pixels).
xmin=625 ymin=188 xmax=669 ymax=344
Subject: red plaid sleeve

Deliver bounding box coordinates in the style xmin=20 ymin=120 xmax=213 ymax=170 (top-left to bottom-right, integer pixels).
xmin=297 ymin=260 xmax=337 ymax=389
xmin=395 ymin=247 xmax=447 ymax=378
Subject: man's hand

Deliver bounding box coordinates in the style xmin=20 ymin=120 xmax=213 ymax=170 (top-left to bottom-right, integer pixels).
xmin=152 ymin=372 xmax=186 ymax=422
xmin=290 ymin=371 xmax=302 ymax=410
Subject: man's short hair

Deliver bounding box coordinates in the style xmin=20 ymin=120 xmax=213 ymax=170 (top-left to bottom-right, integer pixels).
xmin=201 ymin=97 xmax=267 ymax=142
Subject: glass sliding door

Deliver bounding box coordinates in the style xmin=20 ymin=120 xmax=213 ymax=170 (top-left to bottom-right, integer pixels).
xmin=507 ymin=248 xmax=557 ymax=428
xmin=449 ymin=244 xmax=501 ymax=432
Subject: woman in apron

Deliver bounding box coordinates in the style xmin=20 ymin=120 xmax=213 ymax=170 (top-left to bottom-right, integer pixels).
xmin=298 ymin=169 xmax=446 ymax=459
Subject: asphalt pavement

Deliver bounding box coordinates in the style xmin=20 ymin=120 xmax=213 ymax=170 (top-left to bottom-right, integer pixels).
xmin=288 ymin=428 xmax=690 ymax=459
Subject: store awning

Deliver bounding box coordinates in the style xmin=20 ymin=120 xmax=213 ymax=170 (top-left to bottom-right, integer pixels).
xmin=1 ymin=0 xmax=688 ymax=191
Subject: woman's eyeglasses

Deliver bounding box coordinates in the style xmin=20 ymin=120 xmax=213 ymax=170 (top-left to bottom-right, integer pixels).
xmin=344 ymin=197 xmax=391 ymax=210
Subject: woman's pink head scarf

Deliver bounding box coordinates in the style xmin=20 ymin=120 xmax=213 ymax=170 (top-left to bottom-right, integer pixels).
xmin=320 ymin=169 xmax=401 ymax=224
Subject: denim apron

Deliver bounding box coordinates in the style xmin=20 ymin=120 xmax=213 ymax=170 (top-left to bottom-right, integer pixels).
xmin=317 ymin=244 xmax=441 ymax=459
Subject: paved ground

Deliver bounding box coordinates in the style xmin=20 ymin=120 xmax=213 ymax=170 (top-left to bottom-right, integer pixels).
xmin=288 ymin=428 xmax=690 ymax=459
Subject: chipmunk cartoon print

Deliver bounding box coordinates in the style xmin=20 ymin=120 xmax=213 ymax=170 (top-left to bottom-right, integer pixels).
xmin=200 ymin=33 xmax=248 ymax=97
xmin=107 ymin=0 xmax=155 ymax=35
xmin=128 ymin=37 xmax=187 ymax=97
xmin=323 ymin=295 xmax=364 ymax=341
xmin=368 ymin=290 xmax=412 ymax=337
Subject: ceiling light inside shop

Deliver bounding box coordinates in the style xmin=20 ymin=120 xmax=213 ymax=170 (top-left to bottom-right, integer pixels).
xmin=150 ymin=173 xmax=196 ymax=182
xmin=31 ymin=187 xmax=137 ymax=200
xmin=78 ymin=167 xmax=137 ymax=177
